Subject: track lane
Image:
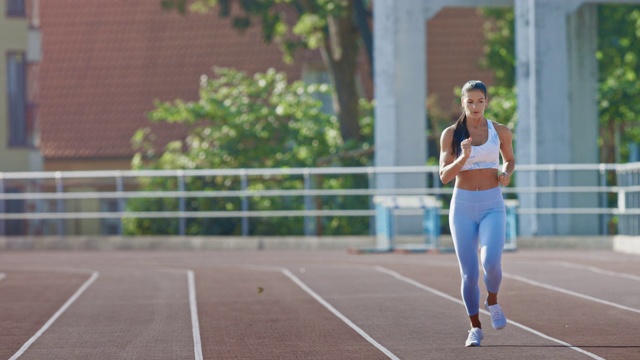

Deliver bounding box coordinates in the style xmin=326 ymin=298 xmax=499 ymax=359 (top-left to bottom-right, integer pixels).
xmin=379 ymin=255 xmax=640 ymax=360
xmin=0 ymin=270 xmax=91 ymax=359
xmin=293 ymin=262 xmax=598 ymax=360
xmin=193 ymin=266 xmax=389 ymax=360
xmin=503 ymin=261 xmax=640 ymax=311
xmin=13 ymin=267 xmax=195 ymax=360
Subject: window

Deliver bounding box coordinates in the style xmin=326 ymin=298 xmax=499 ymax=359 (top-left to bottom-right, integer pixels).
xmin=6 ymin=52 xmax=28 ymax=147
xmin=6 ymin=0 xmax=25 ymax=17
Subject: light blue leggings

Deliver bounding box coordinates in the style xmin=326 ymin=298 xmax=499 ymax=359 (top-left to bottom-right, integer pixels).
xmin=449 ymin=187 xmax=506 ymax=316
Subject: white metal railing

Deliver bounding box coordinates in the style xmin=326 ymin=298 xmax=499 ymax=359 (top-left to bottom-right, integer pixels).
xmin=0 ymin=163 xmax=638 ymax=236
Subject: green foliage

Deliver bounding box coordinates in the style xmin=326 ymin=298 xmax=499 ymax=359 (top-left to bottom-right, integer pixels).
xmin=597 ymin=5 xmax=640 ymax=162
xmin=126 ymin=67 xmax=373 ymax=236
xmin=484 ymin=86 xmax=517 ymax=130
xmin=479 ymin=8 xmax=515 ymax=88
xmin=147 ymin=68 xmax=339 ymax=169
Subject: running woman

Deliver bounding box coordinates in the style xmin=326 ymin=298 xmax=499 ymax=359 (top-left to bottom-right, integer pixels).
xmin=438 ymin=80 xmax=515 ymax=347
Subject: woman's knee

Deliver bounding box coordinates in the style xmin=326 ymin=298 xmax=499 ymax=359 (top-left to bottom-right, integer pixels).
xmin=483 ymin=259 xmax=502 ymax=278
xmin=461 ymin=268 xmax=480 ymax=286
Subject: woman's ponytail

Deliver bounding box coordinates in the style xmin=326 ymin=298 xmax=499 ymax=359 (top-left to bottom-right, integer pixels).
xmin=451 ymin=113 xmax=469 ymax=157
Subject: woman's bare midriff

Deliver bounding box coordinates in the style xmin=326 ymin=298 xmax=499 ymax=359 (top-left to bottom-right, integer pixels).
xmin=455 ymin=168 xmax=500 ymax=191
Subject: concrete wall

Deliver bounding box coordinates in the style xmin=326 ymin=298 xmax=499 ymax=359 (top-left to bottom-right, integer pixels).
xmin=613 ymin=235 xmax=640 ymax=255
xmin=515 ymin=1 xmax=602 ymax=236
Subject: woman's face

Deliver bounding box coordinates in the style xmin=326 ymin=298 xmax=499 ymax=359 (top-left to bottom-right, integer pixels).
xmin=462 ymin=89 xmax=487 ymax=121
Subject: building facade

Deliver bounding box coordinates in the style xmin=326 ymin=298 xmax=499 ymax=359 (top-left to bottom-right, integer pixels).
xmin=1 ymin=0 xmax=42 ymax=235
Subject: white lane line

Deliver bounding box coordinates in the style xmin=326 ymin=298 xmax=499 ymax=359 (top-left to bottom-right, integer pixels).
xmin=0 ymin=272 xmax=6 ymax=281
xmin=503 ymin=272 xmax=640 ymax=315
xmin=555 ymin=261 xmax=640 ymax=282
xmin=187 ymin=270 xmax=204 ymax=360
xmin=375 ymin=266 xmax=605 ymax=360
xmin=9 ymin=271 xmax=100 ymax=360
xmin=281 ymin=268 xmax=400 ymax=360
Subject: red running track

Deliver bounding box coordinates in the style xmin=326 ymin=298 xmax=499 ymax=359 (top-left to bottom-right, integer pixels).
xmin=0 ymin=249 xmax=638 ymax=359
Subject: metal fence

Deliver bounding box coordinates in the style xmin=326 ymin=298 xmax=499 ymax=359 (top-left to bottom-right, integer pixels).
xmin=0 ymin=163 xmax=639 ymax=237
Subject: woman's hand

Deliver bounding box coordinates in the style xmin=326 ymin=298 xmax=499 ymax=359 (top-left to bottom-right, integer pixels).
xmin=460 ymin=136 xmax=473 ymax=159
xmin=498 ymin=171 xmax=511 ymax=186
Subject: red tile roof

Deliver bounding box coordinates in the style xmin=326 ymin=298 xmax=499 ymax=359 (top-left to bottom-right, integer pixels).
xmin=38 ymin=1 xmax=491 ymax=160
xmin=39 ymin=0 xmax=307 ymax=159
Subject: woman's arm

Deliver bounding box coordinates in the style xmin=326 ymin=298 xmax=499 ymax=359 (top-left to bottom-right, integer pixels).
xmin=439 ymin=127 xmax=471 ymax=184
xmin=495 ymin=123 xmax=515 ymax=186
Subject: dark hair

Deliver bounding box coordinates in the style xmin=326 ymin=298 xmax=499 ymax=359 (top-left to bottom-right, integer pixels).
xmin=451 ymin=80 xmax=488 ymax=156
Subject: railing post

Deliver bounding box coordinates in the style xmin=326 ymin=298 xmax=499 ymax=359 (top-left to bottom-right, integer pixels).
xmin=373 ymin=196 xmax=393 ymax=251
xmin=116 ymin=172 xmax=124 ymax=235
xmin=599 ymin=164 xmax=607 ymax=235
xmin=627 ymin=169 xmax=633 ymax=235
xmin=432 ymin=171 xmax=441 ymax=196
xmin=422 ymin=197 xmax=442 ymax=250
xmin=240 ymin=170 xmax=249 ymax=237
xmin=303 ymin=169 xmax=316 ymax=236
xmin=55 ymin=172 xmax=64 ymax=236
xmin=0 ymin=174 xmax=4 ymax=236
xmin=178 ymin=170 xmax=186 ymax=236
xmin=549 ymin=166 xmax=556 ymax=233
xmin=627 ymin=170 xmax=640 ymax=235
xmin=368 ymin=168 xmax=375 ymax=236
xmin=617 ymin=168 xmax=627 ymax=235
xmin=504 ymin=200 xmax=518 ymax=250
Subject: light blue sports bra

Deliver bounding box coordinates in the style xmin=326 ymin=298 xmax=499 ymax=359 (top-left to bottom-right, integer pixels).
xmin=460 ymin=120 xmax=500 ymax=171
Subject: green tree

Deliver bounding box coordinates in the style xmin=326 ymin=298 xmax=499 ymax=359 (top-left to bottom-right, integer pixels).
xmin=125 ymin=67 xmax=373 ymax=235
xmin=597 ymin=5 xmax=640 ymax=163
xmin=161 ymin=0 xmax=370 ymax=142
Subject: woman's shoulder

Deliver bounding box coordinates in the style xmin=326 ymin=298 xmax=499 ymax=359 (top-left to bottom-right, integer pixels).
xmin=488 ymin=120 xmax=513 ymax=143
xmin=444 ymin=124 xmax=457 ymax=131
xmin=488 ymin=120 xmax=512 ymax=134
xmin=440 ymin=125 xmax=456 ymax=139
xmin=439 ymin=125 xmax=456 ymax=147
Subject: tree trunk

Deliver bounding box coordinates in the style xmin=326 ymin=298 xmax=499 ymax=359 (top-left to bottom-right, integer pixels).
xmin=601 ymin=120 xmax=616 ymax=164
xmin=319 ymin=0 xmax=361 ymax=142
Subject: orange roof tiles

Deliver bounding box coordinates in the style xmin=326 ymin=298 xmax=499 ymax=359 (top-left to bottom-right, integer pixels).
xmin=39 ymin=0 xmax=306 ymax=159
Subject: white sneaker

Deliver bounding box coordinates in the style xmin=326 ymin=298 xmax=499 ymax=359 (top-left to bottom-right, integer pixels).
xmin=465 ymin=327 xmax=484 ymax=347
xmin=485 ymin=301 xmax=507 ymax=330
